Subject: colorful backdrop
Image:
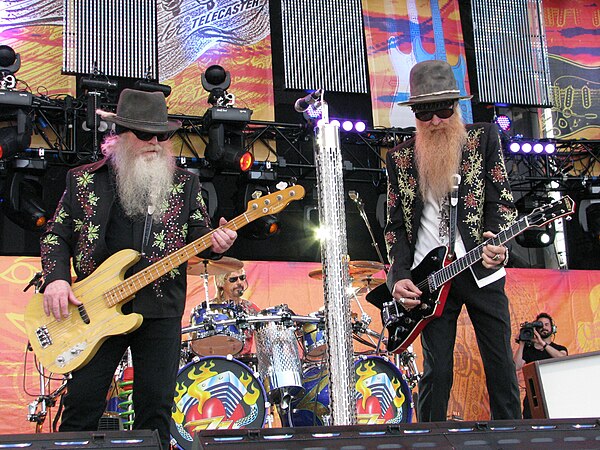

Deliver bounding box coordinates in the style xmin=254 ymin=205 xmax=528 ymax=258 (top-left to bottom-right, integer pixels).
xmin=362 ymin=0 xmax=472 ymax=128
xmin=0 ymin=0 xmax=274 ymax=120
xmin=2 ymin=256 xmax=599 ymax=434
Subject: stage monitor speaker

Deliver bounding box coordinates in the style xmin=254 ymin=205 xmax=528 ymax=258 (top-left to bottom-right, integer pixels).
xmin=0 ymin=430 xmax=161 ymax=449
xmin=194 ymin=420 xmax=600 ymax=449
xmin=523 ymin=350 xmax=600 ymax=419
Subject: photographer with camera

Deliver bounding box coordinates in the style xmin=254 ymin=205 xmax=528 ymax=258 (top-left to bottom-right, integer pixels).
xmin=513 ymin=312 xmax=568 ymax=418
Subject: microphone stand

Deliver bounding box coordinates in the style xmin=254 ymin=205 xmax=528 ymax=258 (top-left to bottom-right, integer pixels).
xmin=348 ymin=190 xmax=387 ymax=272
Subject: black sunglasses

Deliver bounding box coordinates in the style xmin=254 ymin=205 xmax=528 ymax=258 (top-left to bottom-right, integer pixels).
xmin=228 ymin=274 xmax=246 ymax=283
xmin=415 ymin=106 xmax=455 ymax=122
xmin=117 ymin=126 xmax=173 ymax=142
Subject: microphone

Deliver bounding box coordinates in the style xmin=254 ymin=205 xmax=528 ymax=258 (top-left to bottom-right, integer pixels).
xmin=348 ymin=190 xmax=362 ymax=206
xmin=236 ymin=288 xmax=245 ymax=297
xmin=294 ymin=89 xmax=323 ymax=113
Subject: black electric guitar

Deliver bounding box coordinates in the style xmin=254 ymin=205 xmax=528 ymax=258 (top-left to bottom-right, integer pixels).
xmin=24 ymin=185 xmax=305 ymax=374
xmin=366 ymin=196 xmax=575 ymax=354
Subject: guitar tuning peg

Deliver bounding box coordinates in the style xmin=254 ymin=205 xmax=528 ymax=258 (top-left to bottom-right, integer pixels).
xmin=276 ymin=181 xmax=288 ymax=191
xmin=251 ymin=190 xmax=263 ymax=199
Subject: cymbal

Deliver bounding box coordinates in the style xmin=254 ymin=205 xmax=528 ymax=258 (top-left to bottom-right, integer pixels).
xmin=308 ymin=261 xmax=385 ymax=280
xmin=351 ymin=277 xmax=385 ymax=295
xmin=187 ymin=256 xmax=243 ymax=276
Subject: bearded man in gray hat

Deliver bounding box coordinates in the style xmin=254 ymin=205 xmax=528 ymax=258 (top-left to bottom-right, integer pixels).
xmin=385 ymin=60 xmax=521 ymax=421
xmin=41 ymin=89 xmax=237 ymax=448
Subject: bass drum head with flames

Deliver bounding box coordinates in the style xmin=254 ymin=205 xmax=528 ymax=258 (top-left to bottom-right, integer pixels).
xmin=285 ymin=355 xmax=413 ymax=427
xmin=170 ymin=356 xmax=267 ymax=450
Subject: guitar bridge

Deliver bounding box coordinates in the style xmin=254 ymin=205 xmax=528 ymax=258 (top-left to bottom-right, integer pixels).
xmin=35 ymin=326 xmax=52 ymax=348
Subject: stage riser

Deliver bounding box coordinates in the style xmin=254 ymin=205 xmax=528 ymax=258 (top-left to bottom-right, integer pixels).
xmin=194 ymin=420 xmax=600 ymax=449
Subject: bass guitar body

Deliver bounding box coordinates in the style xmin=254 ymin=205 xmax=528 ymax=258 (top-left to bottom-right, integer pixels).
xmin=24 ymin=249 xmax=144 ymax=374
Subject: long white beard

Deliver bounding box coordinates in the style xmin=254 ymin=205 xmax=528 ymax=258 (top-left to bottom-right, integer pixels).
xmin=415 ymin=112 xmax=467 ymax=200
xmin=110 ymin=139 xmax=175 ymax=220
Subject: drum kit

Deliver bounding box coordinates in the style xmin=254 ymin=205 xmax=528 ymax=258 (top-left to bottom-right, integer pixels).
xmin=171 ymin=258 xmax=422 ymax=450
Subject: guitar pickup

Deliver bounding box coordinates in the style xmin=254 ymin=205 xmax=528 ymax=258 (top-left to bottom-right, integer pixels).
xmin=35 ymin=326 xmax=52 ymax=348
xmin=55 ymin=342 xmax=87 ymax=367
xmin=382 ymin=300 xmax=402 ymax=324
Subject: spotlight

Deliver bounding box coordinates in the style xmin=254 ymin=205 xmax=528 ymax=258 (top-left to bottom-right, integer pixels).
xmin=495 ymin=114 xmax=512 ymax=132
xmin=0 ymin=45 xmax=21 ymax=89
xmin=342 ymin=120 xmax=353 ymax=132
xmin=201 ymin=65 xmax=232 ymax=107
xmin=330 ymin=119 xmax=340 ymax=128
xmin=236 ymin=183 xmax=281 ymax=240
xmin=515 ymin=195 xmax=556 ymax=248
xmin=355 ymin=121 xmax=366 ymax=133
xmin=201 ymin=65 xmax=253 ymax=172
xmin=133 ymin=79 xmax=171 ymax=97
xmin=0 ymin=172 xmax=48 ymax=231
xmin=506 ymin=138 xmax=557 ymax=155
xmin=0 ymin=110 xmax=33 ymax=160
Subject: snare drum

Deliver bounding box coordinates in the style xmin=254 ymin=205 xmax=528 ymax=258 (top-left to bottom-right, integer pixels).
xmin=189 ymin=302 xmax=245 ymax=356
xmin=285 ymin=355 xmax=413 ymax=426
xmin=170 ymin=356 xmax=267 ymax=450
xmin=254 ymin=305 xmax=304 ymax=403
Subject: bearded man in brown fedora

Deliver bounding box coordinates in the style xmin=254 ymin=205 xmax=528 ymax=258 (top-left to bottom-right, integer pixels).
xmin=40 ymin=89 xmax=237 ymax=448
xmin=385 ymin=60 xmax=521 ymax=421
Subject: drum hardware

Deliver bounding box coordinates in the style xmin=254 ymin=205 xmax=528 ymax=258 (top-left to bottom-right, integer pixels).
xmin=396 ymin=346 xmax=421 ymax=390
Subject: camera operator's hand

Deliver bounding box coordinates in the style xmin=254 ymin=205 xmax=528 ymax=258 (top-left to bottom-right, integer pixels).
xmin=532 ymin=328 xmax=546 ymax=348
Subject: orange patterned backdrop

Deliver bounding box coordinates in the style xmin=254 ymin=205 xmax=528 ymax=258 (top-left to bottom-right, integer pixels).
xmin=1 ymin=256 xmax=599 ymax=434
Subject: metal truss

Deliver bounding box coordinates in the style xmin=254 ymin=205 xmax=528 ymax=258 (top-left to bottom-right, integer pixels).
xmin=504 ymin=139 xmax=600 ymax=194
xmin=4 ymin=98 xmax=599 ymax=195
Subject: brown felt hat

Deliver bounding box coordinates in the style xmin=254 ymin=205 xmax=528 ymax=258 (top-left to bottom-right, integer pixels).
xmin=398 ymin=60 xmax=472 ymax=107
xmin=97 ymin=89 xmax=181 ymax=133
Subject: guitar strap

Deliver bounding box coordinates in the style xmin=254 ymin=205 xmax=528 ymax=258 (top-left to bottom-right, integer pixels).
xmin=448 ymin=174 xmax=461 ymax=260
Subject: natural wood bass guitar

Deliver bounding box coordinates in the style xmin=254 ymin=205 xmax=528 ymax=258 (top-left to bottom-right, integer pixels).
xmin=367 ymin=196 xmax=575 ymax=354
xmin=24 ymin=185 xmax=305 ymax=374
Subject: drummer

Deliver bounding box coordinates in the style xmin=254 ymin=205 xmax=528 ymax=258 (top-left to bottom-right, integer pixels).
xmin=212 ymin=268 xmax=260 ymax=356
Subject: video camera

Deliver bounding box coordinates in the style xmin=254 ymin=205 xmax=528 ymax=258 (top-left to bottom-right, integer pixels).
xmin=518 ymin=321 xmax=543 ymax=342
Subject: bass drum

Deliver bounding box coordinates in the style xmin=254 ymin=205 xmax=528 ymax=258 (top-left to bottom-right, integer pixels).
xmin=285 ymin=355 xmax=413 ymax=426
xmin=170 ymin=356 xmax=267 ymax=450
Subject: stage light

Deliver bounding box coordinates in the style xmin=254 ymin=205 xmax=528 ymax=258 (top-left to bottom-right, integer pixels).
xmin=0 ymin=172 xmax=48 ymax=231
xmin=342 ymin=120 xmax=353 ymax=132
xmin=578 ymin=186 xmax=600 ymax=241
xmin=355 ymin=121 xmax=366 ymax=133
xmin=133 ymin=79 xmax=171 ymax=97
xmin=495 ymin=114 xmax=512 ymax=132
xmin=201 ymin=65 xmax=253 ymax=171
xmin=506 ymin=138 xmax=557 ymax=156
xmin=0 ymin=45 xmax=21 ymax=89
xmin=235 ymin=183 xmax=281 ymax=240
xmin=0 ymin=110 xmax=33 ymax=160
xmin=330 ymin=119 xmax=340 ymax=128
xmin=515 ymin=195 xmax=556 ymax=248
xmin=205 ymin=123 xmax=253 ymax=172
xmin=201 ymin=65 xmax=232 ymax=107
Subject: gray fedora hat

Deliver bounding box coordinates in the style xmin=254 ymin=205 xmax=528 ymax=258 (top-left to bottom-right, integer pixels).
xmin=97 ymin=88 xmax=181 ymax=133
xmin=398 ymin=60 xmax=472 ymax=106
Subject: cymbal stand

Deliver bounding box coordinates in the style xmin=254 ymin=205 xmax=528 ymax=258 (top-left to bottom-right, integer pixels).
xmin=348 ymin=289 xmax=376 ymax=348
xmin=348 ymin=190 xmax=387 ymax=272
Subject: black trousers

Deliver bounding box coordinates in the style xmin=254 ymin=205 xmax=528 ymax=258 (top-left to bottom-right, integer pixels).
xmin=59 ymin=317 xmax=181 ymax=450
xmin=418 ymin=270 xmax=521 ymax=421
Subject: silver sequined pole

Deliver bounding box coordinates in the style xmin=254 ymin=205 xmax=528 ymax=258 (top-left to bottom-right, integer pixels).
xmin=314 ymin=99 xmax=356 ymax=426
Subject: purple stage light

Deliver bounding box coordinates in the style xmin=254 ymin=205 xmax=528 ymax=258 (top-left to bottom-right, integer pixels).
xmin=509 ymin=142 xmax=521 ymax=153
xmin=545 ymin=143 xmax=556 ymax=154
xmin=495 ymin=114 xmax=512 ymax=132
xmin=533 ymin=143 xmax=544 ymax=153
xmin=521 ymin=143 xmax=532 ymax=153
xmin=355 ymin=121 xmax=366 ymax=132
xmin=342 ymin=120 xmax=353 ymax=131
